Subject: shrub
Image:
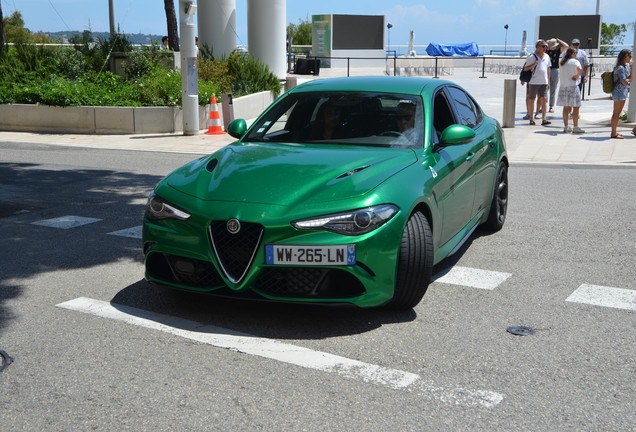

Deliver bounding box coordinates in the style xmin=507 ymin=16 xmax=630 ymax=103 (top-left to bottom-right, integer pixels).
xmin=122 ymin=44 xmax=165 ymax=78
xmin=198 ymin=57 xmax=233 ymax=94
xmin=53 ymin=47 xmax=90 ymax=80
xmin=199 ymin=51 xmax=282 ymax=97
xmin=227 ymin=51 xmax=282 ymax=96
xmin=135 ymin=68 xmax=182 ymax=106
xmin=8 ymin=42 xmax=57 ymax=76
xmin=0 ymin=37 xmax=279 ymax=108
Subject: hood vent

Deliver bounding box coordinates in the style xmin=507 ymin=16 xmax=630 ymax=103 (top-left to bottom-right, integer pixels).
xmin=206 ymin=158 xmax=218 ymax=172
xmin=336 ymin=165 xmax=370 ymax=179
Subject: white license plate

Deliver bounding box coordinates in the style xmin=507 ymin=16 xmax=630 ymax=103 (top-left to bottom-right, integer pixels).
xmin=265 ymin=244 xmax=356 ymax=266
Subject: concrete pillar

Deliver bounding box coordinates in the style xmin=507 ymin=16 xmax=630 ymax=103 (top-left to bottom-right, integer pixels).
xmin=284 ymin=77 xmax=297 ymax=93
xmin=198 ymin=0 xmax=236 ymax=59
xmin=247 ymin=0 xmax=286 ymax=79
xmin=502 ymin=79 xmax=516 ymax=128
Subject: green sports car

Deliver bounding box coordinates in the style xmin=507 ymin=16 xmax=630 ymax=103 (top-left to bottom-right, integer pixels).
xmin=143 ymin=76 xmax=508 ymax=309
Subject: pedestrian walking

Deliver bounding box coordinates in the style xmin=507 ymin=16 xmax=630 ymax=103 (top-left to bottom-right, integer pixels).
xmin=523 ymin=40 xmax=552 ymax=126
xmin=557 ymin=48 xmax=584 ymax=133
xmin=610 ymin=49 xmax=634 ymax=139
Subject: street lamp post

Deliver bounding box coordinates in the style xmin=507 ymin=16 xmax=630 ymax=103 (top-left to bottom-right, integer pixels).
xmin=387 ymin=23 xmax=392 ymax=56
xmin=179 ymin=0 xmax=199 ymax=135
xmin=504 ymin=24 xmax=509 ymax=56
xmin=108 ymin=0 xmax=116 ymax=39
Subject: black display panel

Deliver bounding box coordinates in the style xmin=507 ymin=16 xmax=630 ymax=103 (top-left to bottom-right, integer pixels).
xmin=538 ymin=15 xmax=601 ymax=49
xmin=333 ymin=15 xmax=383 ymax=50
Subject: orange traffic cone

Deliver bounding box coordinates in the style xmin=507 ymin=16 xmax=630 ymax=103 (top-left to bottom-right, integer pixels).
xmin=205 ymin=95 xmax=225 ymax=135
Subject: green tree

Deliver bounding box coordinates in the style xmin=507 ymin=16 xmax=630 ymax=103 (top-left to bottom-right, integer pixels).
xmin=287 ymin=16 xmax=312 ymax=53
xmin=600 ymin=22 xmax=627 ymax=55
xmin=3 ymin=11 xmax=52 ymax=43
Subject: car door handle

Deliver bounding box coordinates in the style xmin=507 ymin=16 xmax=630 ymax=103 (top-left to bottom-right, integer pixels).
xmin=466 ymin=153 xmax=476 ymax=162
xmin=488 ymin=137 xmax=497 ymax=147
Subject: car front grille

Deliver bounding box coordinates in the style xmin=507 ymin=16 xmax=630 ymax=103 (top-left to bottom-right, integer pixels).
xmin=209 ymin=220 xmax=263 ymax=284
xmin=254 ymin=267 xmax=365 ymax=298
xmin=146 ymin=252 xmax=224 ymax=288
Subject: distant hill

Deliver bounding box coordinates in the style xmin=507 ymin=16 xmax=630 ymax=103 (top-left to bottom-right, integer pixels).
xmin=44 ymin=31 xmax=164 ymax=45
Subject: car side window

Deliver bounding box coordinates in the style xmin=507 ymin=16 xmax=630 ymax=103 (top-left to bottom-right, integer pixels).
xmin=446 ymin=87 xmax=479 ymax=128
xmin=467 ymin=94 xmax=483 ymax=124
xmin=432 ymin=90 xmax=456 ymax=142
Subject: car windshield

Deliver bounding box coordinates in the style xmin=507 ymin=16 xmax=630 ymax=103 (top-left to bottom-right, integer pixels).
xmin=243 ymin=91 xmax=424 ymax=149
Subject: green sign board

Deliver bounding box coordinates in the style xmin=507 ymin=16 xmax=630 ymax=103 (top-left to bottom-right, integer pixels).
xmin=312 ymin=15 xmax=332 ymax=68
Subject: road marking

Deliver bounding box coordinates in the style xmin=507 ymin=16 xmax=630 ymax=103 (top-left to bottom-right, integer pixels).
xmin=566 ymin=284 xmax=636 ymax=311
xmin=107 ymin=226 xmax=142 ymax=239
xmin=57 ymin=297 xmax=504 ymax=408
xmin=31 ymin=215 xmax=102 ymax=229
xmin=432 ymin=266 xmax=512 ymax=290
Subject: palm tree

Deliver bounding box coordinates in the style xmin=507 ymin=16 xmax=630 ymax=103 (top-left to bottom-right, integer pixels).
xmin=164 ymin=0 xmax=179 ymax=51
xmin=0 ymin=3 xmax=5 ymax=50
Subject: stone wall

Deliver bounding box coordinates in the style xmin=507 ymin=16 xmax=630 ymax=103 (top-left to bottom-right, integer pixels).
xmin=0 ymin=91 xmax=276 ymax=134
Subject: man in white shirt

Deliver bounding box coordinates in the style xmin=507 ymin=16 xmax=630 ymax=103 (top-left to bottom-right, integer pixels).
xmin=523 ymin=40 xmax=552 ymax=125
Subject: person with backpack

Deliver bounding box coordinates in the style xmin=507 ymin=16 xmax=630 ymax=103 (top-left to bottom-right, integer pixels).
xmin=523 ymin=40 xmax=552 ymax=126
xmin=557 ymin=48 xmax=584 ymax=133
xmin=610 ymin=49 xmax=634 ymax=139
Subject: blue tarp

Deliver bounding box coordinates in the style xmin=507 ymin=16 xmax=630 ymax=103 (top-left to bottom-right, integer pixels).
xmin=425 ymin=42 xmax=480 ymax=57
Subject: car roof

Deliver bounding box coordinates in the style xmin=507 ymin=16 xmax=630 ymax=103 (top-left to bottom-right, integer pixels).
xmin=290 ymin=76 xmax=455 ymax=96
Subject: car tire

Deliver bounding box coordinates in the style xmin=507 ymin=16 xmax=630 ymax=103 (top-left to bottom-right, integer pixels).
xmin=483 ymin=161 xmax=508 ymax=231
xmin=387 ymin=211 xmax=433 ymax=310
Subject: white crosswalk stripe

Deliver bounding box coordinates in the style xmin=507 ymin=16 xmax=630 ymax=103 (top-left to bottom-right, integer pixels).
xmin=31 ymin=215 xmax=102 ymax=229
xmin=107 ymin=226 xmax=142 ymax=239
xmin=432 ymin=266 xmax=512 ymax=290
xmin=57 ymin=297 xmax=505 ymax=408
xmin=566 ymin=284 xmax=636 ymax=312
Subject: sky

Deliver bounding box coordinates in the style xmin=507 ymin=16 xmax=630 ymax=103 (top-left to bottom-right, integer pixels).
xmin=3 ymin=0 xmax=635 ymax=51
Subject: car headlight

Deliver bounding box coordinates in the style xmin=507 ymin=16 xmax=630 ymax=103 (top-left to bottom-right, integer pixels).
xmin=145 ymin=192 xmax=191 ymax=221
xmin=292 ymin=205 xmax=398 ymax=235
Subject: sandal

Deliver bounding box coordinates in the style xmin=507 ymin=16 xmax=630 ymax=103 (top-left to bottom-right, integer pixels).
xmin=529 ymin=120 xmax=536 ymax=125
xmin=631 ymin=130 xmax=636 ymax=137
xmin=541 ymin=120 xmax=551 ymax=126
xmin=549 ymin=107 xmax=554 ymax=113
xmin=611 ymin=134 xmax=624 ymax=139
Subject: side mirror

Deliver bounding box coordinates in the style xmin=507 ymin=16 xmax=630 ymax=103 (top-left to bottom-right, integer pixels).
xmin=438 ymin=125 xmax=476 ymax=148
xmin=227 ymin=119 xmax=248 ymax=139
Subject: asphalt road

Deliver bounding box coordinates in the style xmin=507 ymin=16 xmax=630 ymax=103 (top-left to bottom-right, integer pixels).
xmin=1 ymin=142 xmax=635 ymax=431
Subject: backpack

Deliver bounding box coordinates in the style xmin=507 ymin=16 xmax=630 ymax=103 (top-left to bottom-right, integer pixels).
xmin=601 ymin=70 xmax=615 ymax=94
xmin=519 ymin=53 xmax=538 ymax=83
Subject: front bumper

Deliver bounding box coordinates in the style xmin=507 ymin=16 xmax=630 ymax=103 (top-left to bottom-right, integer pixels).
xmin=142 ymin=203 xmax=405 ymax=308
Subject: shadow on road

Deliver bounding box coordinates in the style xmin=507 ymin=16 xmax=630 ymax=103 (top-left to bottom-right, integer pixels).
xmin=110 ymin=279 xmax=418 ymax=340
xmin=0 ymin=155 xmax=193 ymax=336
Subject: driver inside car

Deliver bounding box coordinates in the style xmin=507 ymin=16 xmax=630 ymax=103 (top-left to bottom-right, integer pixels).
xmin=393 ymin=101 xmax=418 ymax=145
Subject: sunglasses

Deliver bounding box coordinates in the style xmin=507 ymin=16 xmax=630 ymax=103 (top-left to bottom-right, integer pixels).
xmin=396 ymin=114 xmax=413 ymax=121
xmin=325 ymin=110 xmax=341 ymax=118
xmin=540 ymin=45 xmax=548 ymax=48
xmin=572 ymin=43 xmax=580 ymax=46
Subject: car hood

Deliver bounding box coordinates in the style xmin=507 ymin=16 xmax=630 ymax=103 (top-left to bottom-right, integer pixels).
xmin=166 ymin=142 xmax=417 ymax=206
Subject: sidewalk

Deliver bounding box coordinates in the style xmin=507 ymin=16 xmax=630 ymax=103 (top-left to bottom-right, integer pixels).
xmin=1 ymin=67 xmax=635 ymax=164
